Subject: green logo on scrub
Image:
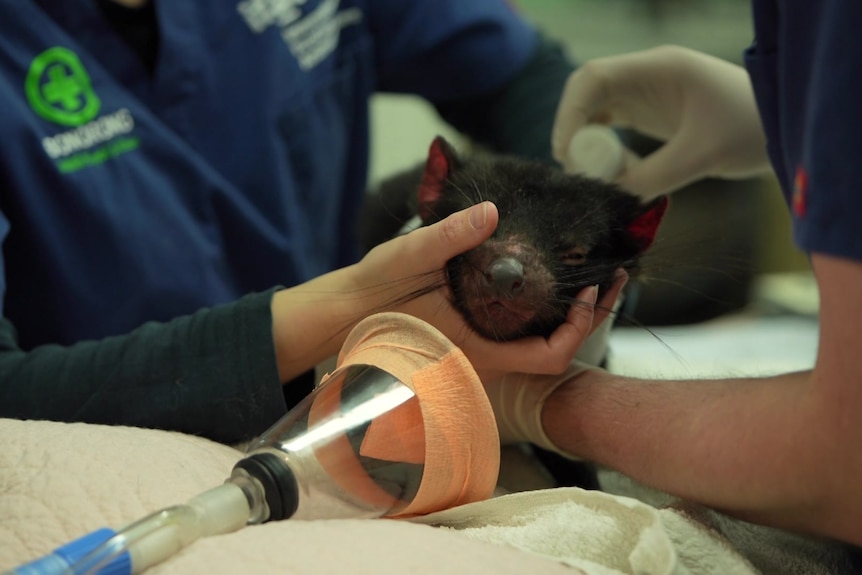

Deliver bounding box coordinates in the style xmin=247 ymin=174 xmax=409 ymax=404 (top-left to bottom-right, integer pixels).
xmin=26 ymin=47 xmax=101 ymax=127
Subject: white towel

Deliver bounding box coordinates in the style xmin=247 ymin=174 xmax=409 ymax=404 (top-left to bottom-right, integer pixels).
xmin=0 ymin=419 xmax=851 ymax=574
xmin=413 ymin=486 xmax=755 ymax=575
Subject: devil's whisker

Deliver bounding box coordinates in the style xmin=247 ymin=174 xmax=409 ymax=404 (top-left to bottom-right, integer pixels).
xmin=361 ymin=136 xmax=669 ymax=348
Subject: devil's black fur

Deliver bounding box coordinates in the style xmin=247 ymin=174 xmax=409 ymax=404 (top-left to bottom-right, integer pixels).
xmin=360 ymin=137 xmax=666 ymax=342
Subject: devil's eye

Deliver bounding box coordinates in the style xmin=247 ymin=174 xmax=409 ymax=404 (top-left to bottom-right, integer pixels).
xmin=560 ymin=248 xmax=587 ymax=266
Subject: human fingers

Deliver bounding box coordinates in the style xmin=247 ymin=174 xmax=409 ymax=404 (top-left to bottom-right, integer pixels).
xmin=400 ymin=201 xmax=499 ymax=270
xmin=614 ymin=132 xmax=710 ymax=200
xmin=473 ymin=273 xmax=628 ymax=377
xmin=551 ymin=64 xmax=609 ymax=166
xmin=465 ymin=283 xmax=600 ymax=379
xmin=589 ymin=270 xmax=629 ymax=334
xmin=358 ymin=201 xmax=500 ymax=291
xmin=552 ymin=49 xmax=674 ymax=166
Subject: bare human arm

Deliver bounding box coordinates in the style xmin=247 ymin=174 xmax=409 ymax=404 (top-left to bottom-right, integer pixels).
xmin=541 ymin=252 xmax=862 ymax=545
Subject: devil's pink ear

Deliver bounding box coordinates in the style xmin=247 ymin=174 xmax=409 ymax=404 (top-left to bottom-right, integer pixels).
xmin=418 ymin=136 xmax=459 ymax=219
xmin=627 ymin=196 xmax=668 ymax=252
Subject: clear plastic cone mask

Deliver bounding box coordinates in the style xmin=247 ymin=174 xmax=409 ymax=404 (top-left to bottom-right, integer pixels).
xmin=246 ymin=312 xmax=500 ymax=520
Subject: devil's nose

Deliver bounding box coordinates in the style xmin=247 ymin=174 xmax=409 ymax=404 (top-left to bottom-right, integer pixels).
xmin=485 ymin=257 xmax=525 ymax=295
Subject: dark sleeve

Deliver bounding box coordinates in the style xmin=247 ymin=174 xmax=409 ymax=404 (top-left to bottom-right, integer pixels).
xmin=0 ymin=289 xmax=288 ymax=444
xmin=370 ymin=0 xmax=538 ymax=102
xmin=434 ymin=34 xmax=577 ymax=163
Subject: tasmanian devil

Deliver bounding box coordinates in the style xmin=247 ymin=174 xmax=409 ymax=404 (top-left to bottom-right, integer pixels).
xmin=359 ymin=136 xmax=668 ymax=343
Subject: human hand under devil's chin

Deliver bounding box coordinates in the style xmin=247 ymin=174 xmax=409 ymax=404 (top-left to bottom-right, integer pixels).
xmin=351 ymin=201 xmax=627 ymax=383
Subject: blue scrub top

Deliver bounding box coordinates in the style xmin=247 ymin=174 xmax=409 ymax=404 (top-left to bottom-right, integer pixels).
xmin=0 ymin=0 xmax=536 ymax=348
xmin=746 ymin=0 xmax=862 ymax=262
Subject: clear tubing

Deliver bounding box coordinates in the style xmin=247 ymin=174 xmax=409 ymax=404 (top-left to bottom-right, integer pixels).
xmin=1 ymin=528 xmax=130 ymax=575
xmin=75 ymin=506 xmax=197 ymax=575
xmin=67 ymin=483 xmax=250 ymax=575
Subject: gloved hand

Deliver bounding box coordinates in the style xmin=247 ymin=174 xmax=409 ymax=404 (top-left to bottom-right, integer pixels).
xmin=484 ymin=361 xmax=594 ymax=460
xmin=483 ymin=272 xmax=627 ymax=459
xmin=552 ymin=45 xmax=772 ymax=200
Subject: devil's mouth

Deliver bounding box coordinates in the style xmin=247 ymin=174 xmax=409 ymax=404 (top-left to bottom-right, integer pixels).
xmin=468 ymin=299 xmax=538 ymax=340
xmin=486 ymin=300 xmax=534 ymax=322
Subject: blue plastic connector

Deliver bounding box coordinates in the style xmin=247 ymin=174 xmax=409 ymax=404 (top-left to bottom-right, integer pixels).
xmin=6 ymin=527 xmax=132 ymax=575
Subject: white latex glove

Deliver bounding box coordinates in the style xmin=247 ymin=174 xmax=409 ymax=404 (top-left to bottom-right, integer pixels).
xmin=484 ymin=361 xmax=593 ymax=460
xmin=482 ymin=274 xmax=626 ymax=459
xmin=552 ymin=45 xmax=772 ymax=200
